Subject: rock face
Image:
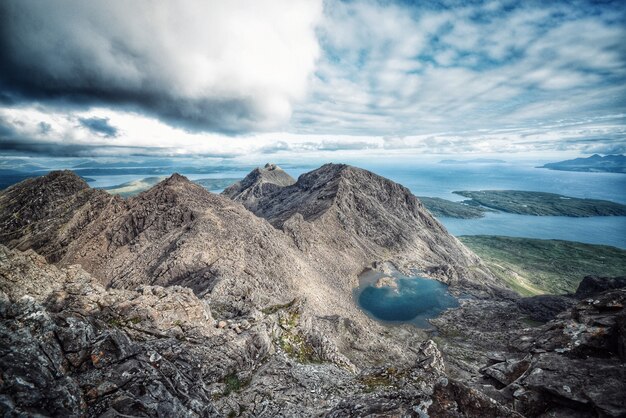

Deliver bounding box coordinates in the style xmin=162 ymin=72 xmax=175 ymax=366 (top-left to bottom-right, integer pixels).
xmin=575 ymin=274 xmax=626 ymax=298
xmin=0 ymin=246 xmax=224 ymax=416
xmin=432 ymin=277 xmax=626 ymax=417
xmin=0 ymin=170 xmax=118 ymax=263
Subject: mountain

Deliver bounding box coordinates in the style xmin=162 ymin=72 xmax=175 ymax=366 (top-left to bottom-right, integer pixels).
xmin=0 ymin=170 xmax=117 ymax=262
xmin=540 ymin=154 xmax=626 ymax=173
xmin=223 ymin=163 xmax=501 ymax=294
xmin=223 ymin=163 xmax=296 ymax=211
xmin=0 ymin=166 xmax=513 ymax=416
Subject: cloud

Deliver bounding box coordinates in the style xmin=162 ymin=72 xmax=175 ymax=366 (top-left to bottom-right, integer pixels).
xmin=79 ymin=117 xmax=118 ymax=137
xmin=0 ymin=0 xmax=322 ymax=133
xmin=291 ymin=0 xmax=626 ymax=136
xmin=1 ymin=105 xmax=623 ymax=158
xmin=0 ymin=0 xmax=624 ymax=158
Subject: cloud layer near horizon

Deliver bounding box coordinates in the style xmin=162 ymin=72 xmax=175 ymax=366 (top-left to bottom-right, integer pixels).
xmin=0 ymin=0 xmax=624 ymax=157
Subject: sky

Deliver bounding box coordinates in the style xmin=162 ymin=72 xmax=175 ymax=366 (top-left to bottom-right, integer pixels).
xmin=0 ymin=0 xmax=625 ymax=161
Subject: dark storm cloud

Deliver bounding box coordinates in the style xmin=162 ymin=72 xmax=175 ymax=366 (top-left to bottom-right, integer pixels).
xmin=0 ymin=1 xmax=321 ymax=134
xmin=79 ymin=117 xmax=118 ymax=137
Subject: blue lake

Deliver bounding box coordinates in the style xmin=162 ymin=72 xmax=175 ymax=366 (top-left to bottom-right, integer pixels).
xmin=355 ymin=269 xmax=459 ymax=328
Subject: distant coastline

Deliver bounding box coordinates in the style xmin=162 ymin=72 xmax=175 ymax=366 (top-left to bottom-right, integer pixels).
xmin=539 ymin=154 xmax=625 ymax=173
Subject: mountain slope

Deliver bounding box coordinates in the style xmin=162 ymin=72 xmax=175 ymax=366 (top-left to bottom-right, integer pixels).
xmin=59 ymin=174 xmax=323 ymax=313
xmin=224 ymin=163 xmax=502 ymax=295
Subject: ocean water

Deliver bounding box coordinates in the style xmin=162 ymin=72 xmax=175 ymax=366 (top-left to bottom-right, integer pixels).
xmin=441 ymin=212 xmax=626 ymax=248
xmin=357 ymin=161 xmax=626 ymax=203
xmin=355 ymin=269 xmax=459 ymax=328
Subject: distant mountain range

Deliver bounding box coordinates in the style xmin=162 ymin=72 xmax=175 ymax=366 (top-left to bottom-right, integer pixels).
xmin=540 ymin=154 xmax=626 ymax=173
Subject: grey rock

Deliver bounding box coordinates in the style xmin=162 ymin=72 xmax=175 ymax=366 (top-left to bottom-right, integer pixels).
xmin=482 ymin=355 xmax=531 ymax=386
xmin=2 ymin=166 xmax=623 ymax=417
xmin=575 ymin=275 xmax=626 ymax=299
xmin=516 ymin=294 xmax=577 ymax=322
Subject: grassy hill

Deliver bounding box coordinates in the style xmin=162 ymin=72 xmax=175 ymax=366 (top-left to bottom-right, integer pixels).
xmin=459 ymin=235 xmax=626 ymax=296
xmin=454 ymin=190 xmax=626 ymax=217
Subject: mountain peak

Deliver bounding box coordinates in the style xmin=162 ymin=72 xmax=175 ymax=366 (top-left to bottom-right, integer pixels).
xmin=34 ymin=170 xmax=89 ymax=191
xmin=163 ymin=172 xmax=191 ymax=184
xmin=222 ymin=163 xmax=295 ymax=207
xmin=2 ymin=170 xmax=90 ymax=204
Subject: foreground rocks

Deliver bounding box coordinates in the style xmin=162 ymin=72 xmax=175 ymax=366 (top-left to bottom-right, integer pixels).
xmin=0 ymin=245 xmax=525 ymax=417
xmin=433 ymin=278 xmax=626 ymax=417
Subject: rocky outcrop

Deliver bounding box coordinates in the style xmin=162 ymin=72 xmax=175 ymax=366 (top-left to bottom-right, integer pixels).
xmin=0 ymin=246 xmax=244 ymax=416
xmin=516 ymin=295 xmax=577 ymax=322
xmin=574 ymin=274 xmax=626 ymax=299
xmin=433 ymin=277 xmax=626 ymax=417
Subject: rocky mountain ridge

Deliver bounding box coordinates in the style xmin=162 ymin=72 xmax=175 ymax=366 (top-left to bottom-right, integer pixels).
xmin=0 ymin=166 xmax=499 ymax=371
xmin=1 ymin=165 xmax=623 ymax=417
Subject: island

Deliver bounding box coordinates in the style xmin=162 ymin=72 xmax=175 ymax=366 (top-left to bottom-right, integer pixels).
xmin=539 ymin=154 xmax=625 ymax=173
xmin=417 ymin=196 xmax=492 ymax=219
xmin=453 ymin=190 xmax=626 ymax=217
xmin=459 ymin=235 xmax=626 ymax=296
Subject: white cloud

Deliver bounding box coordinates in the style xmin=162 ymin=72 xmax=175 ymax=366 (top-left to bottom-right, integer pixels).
xmin=1 ymin=105 xmax=623 ymax=158
xmin=291 ymin=0 xmax=626 ymax=138
xmin=1 ymin=0 xmax=322 ymax=132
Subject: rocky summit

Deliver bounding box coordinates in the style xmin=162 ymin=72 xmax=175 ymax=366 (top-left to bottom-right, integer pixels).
xmin=0 ymin=165 xmax=624 ymax=417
